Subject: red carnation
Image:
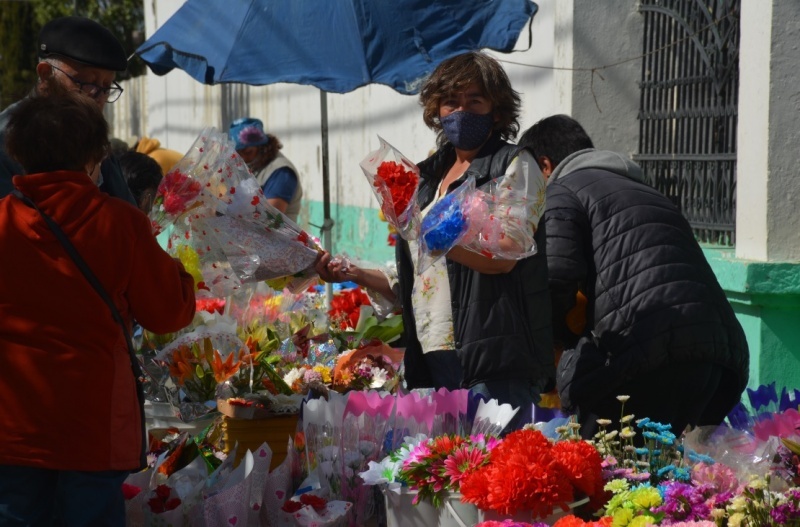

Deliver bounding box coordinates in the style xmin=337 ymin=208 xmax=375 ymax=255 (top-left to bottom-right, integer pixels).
xmin=375 ymin=160 xmax=418 ymax=219
xmin=281 ymin=499 xmax=303 ymax=513
xmin=157 ymin=170 xmax=202 ymax=216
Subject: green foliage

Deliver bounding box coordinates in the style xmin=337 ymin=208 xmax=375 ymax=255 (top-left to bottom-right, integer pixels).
xmin=0 ymin=3 xmax=38 ymax=109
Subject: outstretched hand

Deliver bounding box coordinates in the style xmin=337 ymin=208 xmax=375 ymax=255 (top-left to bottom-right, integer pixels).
xmin=314 ymin=251 xmax=358 ymax=283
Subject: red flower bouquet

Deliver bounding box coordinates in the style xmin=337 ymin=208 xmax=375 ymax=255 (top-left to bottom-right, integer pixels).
xmin=376 ymin=160 xmax=417 ymax=218
xmin=399 ymin=434 xmax=496 ymax=508
xmin=328 ymin=287 xmax=372 ymax=330
xmin=360 ymin=136 xmax=421 ymax=240
xmin=150 ymin=168 xmax=203 ymax=235
xmin=460 ymin=429 xmax=604 ymax=519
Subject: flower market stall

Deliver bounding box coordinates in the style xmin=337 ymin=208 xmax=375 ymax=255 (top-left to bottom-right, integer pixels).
xmin=126 ymin=130 xmax=800 ymax=526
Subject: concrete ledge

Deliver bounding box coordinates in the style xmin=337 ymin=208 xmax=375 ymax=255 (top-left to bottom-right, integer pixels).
xmin=703 ymin=246 xmax=800 ymax=300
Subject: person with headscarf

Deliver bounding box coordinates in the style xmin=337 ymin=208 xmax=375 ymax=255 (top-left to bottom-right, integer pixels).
xmin=229 ymin=117 xmax=303 ymax=221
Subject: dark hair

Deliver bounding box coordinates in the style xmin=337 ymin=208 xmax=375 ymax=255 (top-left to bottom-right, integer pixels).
xmin=257 ymin=133 xmax=283 ymax=161
xmin=109 ymin=137 xmax=132 ymax=159
xmin=118 ymin=150 xmax=163 ymax=212
xmin=518 ymin=114 xmax=595 ymax=168
xmin=6 ymin=80 xmax=109 ymax=174
xmin=420 ymin=52 xmax=521 ymax=147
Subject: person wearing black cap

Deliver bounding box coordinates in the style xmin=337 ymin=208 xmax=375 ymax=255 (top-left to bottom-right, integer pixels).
xmin=0 ymin=16 xmax=136 ymax=206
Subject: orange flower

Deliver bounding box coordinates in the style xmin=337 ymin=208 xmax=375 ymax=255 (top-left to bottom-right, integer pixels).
xmin=237 ymin=348 xmax=259 ymax=365
xmin=168 ymin=346 xmax=195 ymax=386
xmin=294 ymin=431 xmax=306 ymax=452
xmin=210 ymin=350 xmax=240 ymax=383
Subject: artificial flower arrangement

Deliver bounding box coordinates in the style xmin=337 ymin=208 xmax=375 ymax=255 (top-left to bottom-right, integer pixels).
xmin=330 ymin=341 xmax=404 ymax=393
xmin=398 ymin=433 xmax=499 ymax=507
xmin=359 ymin=136 xmax=421 ymax=240
xmin=358 ymin=425 xmax=604 ymax=521
xmin=460 ymin=427 xmax=605 ymax=519
xmin=550 ymin=386 xmax=800 ymax=527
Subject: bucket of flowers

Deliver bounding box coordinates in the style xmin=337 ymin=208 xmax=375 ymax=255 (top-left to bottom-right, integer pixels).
xmin=359 ymin=432 xmax=496 ymax=527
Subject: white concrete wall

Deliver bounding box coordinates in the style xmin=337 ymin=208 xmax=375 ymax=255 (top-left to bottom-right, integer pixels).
xmin=737 ymin=0 xmax=800 ymax=262
xmin=736 ymin=0 xmax=772 ymax=261
xmin=109 ymin=0 xmax=559 ymax=218
xmin=563 ymin=0 xmax=643 ymax=155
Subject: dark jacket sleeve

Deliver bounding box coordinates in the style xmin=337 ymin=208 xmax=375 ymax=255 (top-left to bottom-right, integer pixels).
xmin=545 ymin=183 xmax=590 ymax=348
xmin=100 ymin=156 xmax=137 ymax=206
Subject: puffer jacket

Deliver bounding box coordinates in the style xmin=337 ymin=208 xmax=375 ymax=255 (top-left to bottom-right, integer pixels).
xmin=397 ymin=134 xmax=555 ymax=393
xmin=546 ymin=149 xmax=749 ymax=409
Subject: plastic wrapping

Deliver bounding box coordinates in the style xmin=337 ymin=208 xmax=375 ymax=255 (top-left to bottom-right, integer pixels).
xmin=359 ymin=137 xmax=421 ymax=240
xmin=150 ymin=128 xmax=322 ymax=297
xmin=416 ymin=176 xmax=475 ymax=273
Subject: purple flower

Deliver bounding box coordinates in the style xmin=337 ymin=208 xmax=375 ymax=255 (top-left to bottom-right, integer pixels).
xmin=654 ymin=481 xmax=711 ymax=523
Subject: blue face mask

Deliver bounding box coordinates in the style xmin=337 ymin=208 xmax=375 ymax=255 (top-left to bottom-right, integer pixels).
xmin=440 ymin=110 xmax=494 ymax=151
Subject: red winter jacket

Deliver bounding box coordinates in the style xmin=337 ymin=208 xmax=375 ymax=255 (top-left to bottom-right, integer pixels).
xmin=0 ymin=171 xmax=196 ymax=471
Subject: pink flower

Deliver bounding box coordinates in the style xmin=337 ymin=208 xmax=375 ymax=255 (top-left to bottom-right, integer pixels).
xmin=443 ymin=444 xmax=489 ymax=485
xmin=691 ymin=463 xmax=741 ymax=495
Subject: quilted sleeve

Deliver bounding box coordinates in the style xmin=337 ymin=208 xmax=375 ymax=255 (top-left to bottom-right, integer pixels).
xmin=545 ymin=183 xmax=590 ymax=348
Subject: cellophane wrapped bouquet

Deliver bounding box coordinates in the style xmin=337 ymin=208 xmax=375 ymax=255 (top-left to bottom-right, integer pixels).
xmin=150 ymin=128 xmax=322 ymax=297
xmin=416 ymin=175 xmax=476 ymax=273
xmin=359 ymin=136 xmax=421 ymax=241
xmin=415 ymin=159 xmax=544 ymax=273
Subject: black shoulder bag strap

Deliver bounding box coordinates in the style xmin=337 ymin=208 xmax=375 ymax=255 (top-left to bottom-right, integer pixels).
xmin=12 ymin=189 xmax=148 ymax=470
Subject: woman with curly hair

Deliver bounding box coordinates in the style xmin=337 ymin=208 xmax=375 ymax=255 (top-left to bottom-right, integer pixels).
xmin=316 ymin=51 xmax=554 ymax=431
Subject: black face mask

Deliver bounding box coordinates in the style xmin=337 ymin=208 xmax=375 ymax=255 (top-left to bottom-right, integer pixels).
xmin=440 ymin=110 xmax=494 ymax=150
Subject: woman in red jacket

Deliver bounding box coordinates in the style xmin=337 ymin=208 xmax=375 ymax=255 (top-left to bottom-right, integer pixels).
xmin=0 ymin=87 xmax=196 ymax=525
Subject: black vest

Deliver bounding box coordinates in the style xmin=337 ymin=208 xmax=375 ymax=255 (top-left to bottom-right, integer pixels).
xmin=397 ymin=135 xmax=555 ymax=391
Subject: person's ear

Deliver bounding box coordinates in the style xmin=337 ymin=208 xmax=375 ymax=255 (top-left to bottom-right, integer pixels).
xmin=538 ymin=156 xmax=554 ymax=180
xmin=36 ymin=61 xmax=53 ymax=82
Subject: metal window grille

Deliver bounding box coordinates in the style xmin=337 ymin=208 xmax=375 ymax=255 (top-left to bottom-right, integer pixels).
xmin=635 ymin=0 xmax=740 ymax=246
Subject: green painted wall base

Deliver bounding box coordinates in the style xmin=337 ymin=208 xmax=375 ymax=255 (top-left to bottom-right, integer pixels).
xmin=299 ymin=200 xmax=395 ymax=266
xmin=703 ymin=246 xmax=800 ymax=391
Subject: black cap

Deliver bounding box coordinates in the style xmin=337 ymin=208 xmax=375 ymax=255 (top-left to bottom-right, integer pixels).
xmin=38 ymin=16 xmax=127 ymax=72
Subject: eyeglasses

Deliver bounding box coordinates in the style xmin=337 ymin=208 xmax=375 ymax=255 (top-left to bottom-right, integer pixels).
xmin=49 ymin=64 xmax=124 ymax=103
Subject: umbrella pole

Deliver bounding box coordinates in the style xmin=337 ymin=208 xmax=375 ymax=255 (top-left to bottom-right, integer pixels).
xmin=320 ymin=89 xmax=334 ymax=312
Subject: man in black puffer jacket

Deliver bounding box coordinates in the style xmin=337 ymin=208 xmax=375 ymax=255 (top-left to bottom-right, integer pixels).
xmin=519 ymin=115 xmax=749 ymax=437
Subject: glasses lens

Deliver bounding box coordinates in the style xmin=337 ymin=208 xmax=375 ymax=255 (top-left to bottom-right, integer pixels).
xmin=106 ymin=86 xmax=123 ymax=104
xmin=79 ymin=84 xmax=101 ymax=98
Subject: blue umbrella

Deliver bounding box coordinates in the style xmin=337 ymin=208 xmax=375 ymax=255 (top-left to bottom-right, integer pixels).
xmin=136 ymin=0 xmax=537 ymax=93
